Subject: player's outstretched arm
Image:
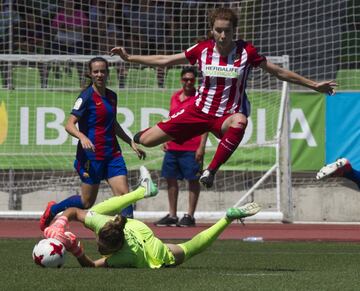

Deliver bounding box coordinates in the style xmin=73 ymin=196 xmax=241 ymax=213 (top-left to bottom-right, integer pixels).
xmin=110 ymin=47 xmax=188 ymax=67
xmin=62 ymin=207 xmax=87 ymax=223
xmin=77 ymin=255 xmax=107 ymax=268
xmin=259 ymin=60 xmax=337 ymax=95
xmin=63 ymin=231 xmax=107 ymax=268
xmin=43 ymin=208 xmax=87 ymax=240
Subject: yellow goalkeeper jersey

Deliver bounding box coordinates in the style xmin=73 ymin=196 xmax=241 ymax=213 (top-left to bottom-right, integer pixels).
xmin=84 ymin=212 xmax=176 ymax=268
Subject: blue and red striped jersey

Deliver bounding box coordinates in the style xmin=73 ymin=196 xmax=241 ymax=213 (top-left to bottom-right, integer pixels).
xmin=71 ymin=86 xmax=122 ymax=161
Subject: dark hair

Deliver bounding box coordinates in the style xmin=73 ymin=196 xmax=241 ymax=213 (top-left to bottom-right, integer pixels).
xmin=98 ymin=215 xmax=127 ymax=251
xmin=208 ymin=7 xmax=238 ymax=30
xmin=181 ymin=67 xmax=198 ymax=78
xmin=82 ymin=56 xmax=110 ymax=89
xmin=88 ymin=56 xmax=109 ymax=74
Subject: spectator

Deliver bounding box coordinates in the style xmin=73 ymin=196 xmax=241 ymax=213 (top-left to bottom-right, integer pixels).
xmin=13 ymin=6 xmax=49 ymax=88
xmin=154 ymin=67 xmax=208 ymax=227
xmin=139 ymin=0 xmax=172 ymax=88
xmin=0 ymin=1 xmax=20 ymax=89
xmin=117 ymin=0 xmax=141 ymax=88
xmin=118 ymin=0 xmax=172 ymax=88
xmin=51 ymin=1 xmax=89 ymax=87
xmin=87 ymin=0 xmax=106 ymax=55
xmin=96 ymin=0 xmax=128 ymax=89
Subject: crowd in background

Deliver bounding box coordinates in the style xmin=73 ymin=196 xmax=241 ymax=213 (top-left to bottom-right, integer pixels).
xmin=0 ymin=0 xmax=229 ymax=88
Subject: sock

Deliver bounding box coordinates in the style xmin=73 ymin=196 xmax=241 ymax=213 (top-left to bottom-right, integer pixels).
xmin=178 ymin=217 xmax=231 ymax=262
xmin=90 ymin=187 xmax=145 ymax=215
xmin=133 ymin=128 xmax=151 ymax=144
xmin=121 ymin=204 xmax=134 ymax=218
xmin=50 ymin=195 xmax=84 ymax=216
xmin=344 ymin=169 xmax=360 ymax=189
xmin=208 ymin=125 xmax=245 ymax=172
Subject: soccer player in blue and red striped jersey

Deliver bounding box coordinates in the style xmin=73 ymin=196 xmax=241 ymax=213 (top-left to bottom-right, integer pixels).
xmin=111 ymin=7 xmax=337 ymax=189
xmin=39 ymin=57 xmax=146 ymax=231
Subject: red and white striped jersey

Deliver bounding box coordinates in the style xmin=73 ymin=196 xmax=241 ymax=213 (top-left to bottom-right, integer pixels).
xmin=185 ymin=39 xmax=266 ymax=117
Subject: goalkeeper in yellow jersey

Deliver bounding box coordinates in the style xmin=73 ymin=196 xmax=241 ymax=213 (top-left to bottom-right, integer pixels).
xmin=43 ymin=166 xmax=261 ymax=268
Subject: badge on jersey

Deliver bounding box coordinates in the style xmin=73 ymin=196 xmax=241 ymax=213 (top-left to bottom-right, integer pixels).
xmin=170 ymin=108 xmax=185 ymax=119
xmin=73 ymin=98 xmax=83 ymax=110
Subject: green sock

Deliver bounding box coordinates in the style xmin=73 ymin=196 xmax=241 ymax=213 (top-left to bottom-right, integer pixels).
xmin=90 ymin=187 xmax=145 ymax=215
xmin=178 ymin=217 xmax=231 ymax=262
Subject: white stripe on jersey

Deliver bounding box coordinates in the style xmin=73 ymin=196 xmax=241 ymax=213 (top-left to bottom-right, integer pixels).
xmin=196 ymin=47 xmax=209 ymax=109
xmin=215 ymin=53 xmax=236 ymax=117
xmin=202 ymin=51 xmax=220 ymax=114
xmin=231 ymin=50 xmax=249 ymax=114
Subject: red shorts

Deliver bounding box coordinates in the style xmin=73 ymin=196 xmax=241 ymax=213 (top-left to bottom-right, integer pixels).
xmin=157 ymin=104 xmax=231 ymax=144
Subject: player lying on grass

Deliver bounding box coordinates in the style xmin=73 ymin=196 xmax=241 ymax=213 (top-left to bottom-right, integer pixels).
xmin=316 ymin=158 xmax=360 ymax=189
xmin=43 ymin=166 xmax=261 ymax=268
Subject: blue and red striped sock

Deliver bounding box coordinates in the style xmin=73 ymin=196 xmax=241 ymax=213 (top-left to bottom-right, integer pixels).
xmin=50 ymin=195 xmax=85 ymax=216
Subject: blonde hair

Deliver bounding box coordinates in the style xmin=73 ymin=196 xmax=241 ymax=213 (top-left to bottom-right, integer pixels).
xmin=98 ymin=215 xmax=127 ymax=250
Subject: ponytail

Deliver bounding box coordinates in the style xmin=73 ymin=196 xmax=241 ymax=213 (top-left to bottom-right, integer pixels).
xmin=98 ymin=215 xmax=127 ymax=251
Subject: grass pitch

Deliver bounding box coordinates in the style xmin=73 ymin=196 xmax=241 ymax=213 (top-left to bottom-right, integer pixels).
xmin=2 ymin=239 xmax=360 ymax=291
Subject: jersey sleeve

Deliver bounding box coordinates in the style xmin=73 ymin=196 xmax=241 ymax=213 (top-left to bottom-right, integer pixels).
xmin=185 ymin=42 xmax=203 ymax=65
xmin=245 ymin=42 xmax=266 ymax=67
xmin=84 ymin=211 xmax=113 ymax=235
xmin=70 ymin=91 xmax=89 ymax=118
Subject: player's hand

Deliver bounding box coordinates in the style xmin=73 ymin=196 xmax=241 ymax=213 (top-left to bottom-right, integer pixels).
xmin=80 ymin=136 xmax=95 ymax=152
xmin=44 ymin=216 xmax=69 ymax=245
xmin=314 ymin=80 xmax=337 ymax=95
xmin=110 ymin=47 xmax=129 ymax=62
xmin=131 ymin=140 xmax=146 ymax=160
xmin=43 ymin=216 xmax=68 ymax=238
xmin=64 ymin=231 xmax=84 ymax=258
xmin=195 ymin=147 xmax=205 ymax=163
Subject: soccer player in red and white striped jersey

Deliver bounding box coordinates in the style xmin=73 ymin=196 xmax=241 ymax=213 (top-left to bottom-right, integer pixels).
xmin=111 ymin=7 xmax=337 ymax=188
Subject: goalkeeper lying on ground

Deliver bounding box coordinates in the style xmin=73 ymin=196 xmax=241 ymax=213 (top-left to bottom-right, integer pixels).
xmin=44 ymin=166 xmax=261 ymax=268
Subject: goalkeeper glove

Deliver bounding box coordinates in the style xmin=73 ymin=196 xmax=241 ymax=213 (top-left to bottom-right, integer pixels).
xmin=44 ymin=216 xmax=68 ymax=239
xmin=64 ymin=231 xmax=84 ymax=258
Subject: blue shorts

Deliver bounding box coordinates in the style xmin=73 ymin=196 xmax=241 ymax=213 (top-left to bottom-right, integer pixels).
xmin=74 ymin=155 xmax=128 ymax=185
xmin=161 ymin=150 xmax=202 ymax=181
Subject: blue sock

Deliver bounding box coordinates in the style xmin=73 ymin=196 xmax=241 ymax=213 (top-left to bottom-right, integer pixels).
xmin=121 ymin=204 xmax=134 ymax=218
xmin=50 ymin=195 xmax=85 ymax=216
xmin=344 ymin=169 xmax=360 ymax=189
